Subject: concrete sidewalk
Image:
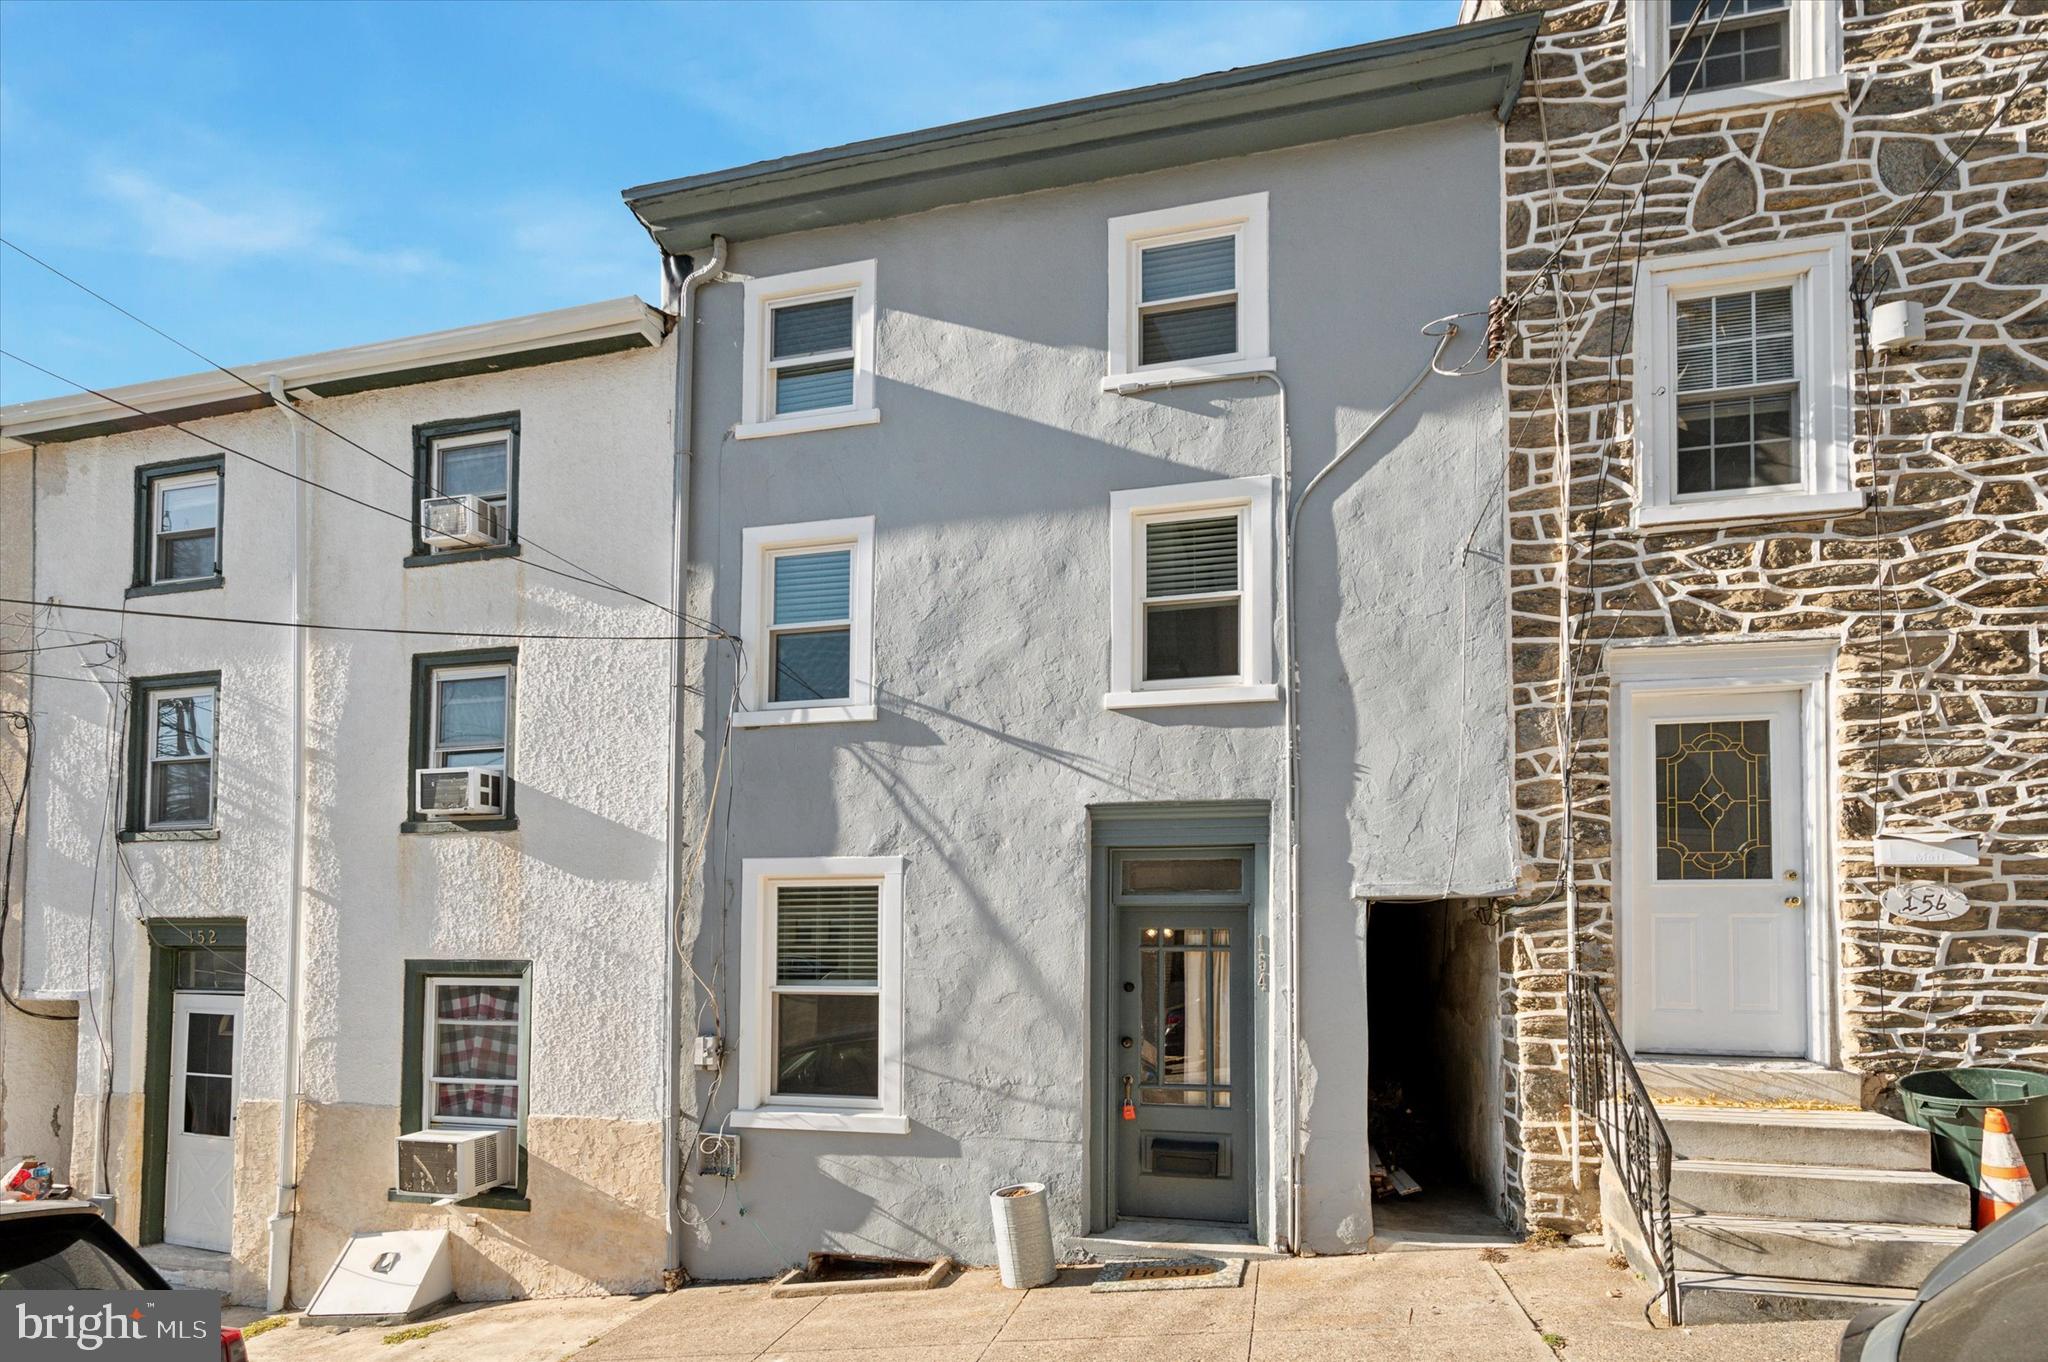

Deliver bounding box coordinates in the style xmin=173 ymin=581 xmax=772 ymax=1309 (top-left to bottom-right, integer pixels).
xmin=244 ymin=1247 xmax=1845 ymax=1362
xmin=575 ymin=1247 xmax=1843 ymax=1361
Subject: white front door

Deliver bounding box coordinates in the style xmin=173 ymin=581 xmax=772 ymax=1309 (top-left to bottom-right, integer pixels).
xmin=1625 ymin=689 xmax=1807 ymax=1056
xmin=165 ymin=992 xmax=240 ymax=1251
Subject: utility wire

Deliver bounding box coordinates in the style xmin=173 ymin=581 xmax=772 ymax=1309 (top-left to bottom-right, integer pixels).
xmin=1 ymin=237 xmax=728 ymax=642
xmin=1849 ymin=48 xmax=2048 ymax=302
xmin=1503 ymin=0 xmax=1721 ymax=316
xmin=0 ymin=349 xmax=708 ymax=629
xmin=2 ymin=595 xmax=719 ymax=643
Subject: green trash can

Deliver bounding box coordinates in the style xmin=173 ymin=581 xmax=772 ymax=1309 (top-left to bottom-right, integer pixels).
xmin=1897 ymin=1067 xmax=2048 ymax=1191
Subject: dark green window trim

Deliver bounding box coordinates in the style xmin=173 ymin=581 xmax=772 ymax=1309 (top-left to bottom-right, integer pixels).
xmin=141 ymin=918 xmax=246 ymax=1245
xmin=132 ymin=456 xmax=225 ymax=592
xmin=402 ymin=647 xmax=518 ymax=834
xmin=125 ymin=671 xmax=222 ymax=837
xmin=400 ymin=958 xmax=532 ymax=1209
xmin=410 ymin=412 xmax=519 ymax=564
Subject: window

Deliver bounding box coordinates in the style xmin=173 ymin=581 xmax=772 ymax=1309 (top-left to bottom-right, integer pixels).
xmin=1105 ymin=193 xmax=1270 ymax=391
xmin=405 ymin=649 xmax=518 ymax=830
xmin=733 ymin=857 xmax=906 ymax=1134
xmin=1669 ymin=0 xmax=1787 ymax=93
xmin=124 ymin=674 xmax=220 ymax=838
xmin=132 ymin=459 xmax=223 ymax=595
xmin=1674 ymin=287 xmax=1797 ymax=496
xmin=1107 ymin=478 xmax=1278 ymax=709
xmin=1628 ymin=0 xmax=1841 ymax=117
xmin=1635 ymin=238 xmax=1854 ymax=528
xmin=423 ymin=976 xmax=524 ymax=1129
xmin=397 ymin=959 xmax=532 ymax=1207
xmin=739 ymin=261 xmax=878 ymax=439
xmin=410 ymin=414 xmax=519 ymax=563
xmin=735 ymin=517 xmax=876 ymax=727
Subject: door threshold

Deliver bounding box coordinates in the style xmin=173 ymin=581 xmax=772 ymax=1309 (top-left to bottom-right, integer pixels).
xmin=1078 ymin=1218 xmax=1283 ymax=1261
xmin=1634 ymin=1053 xmax=1829 ymax=1067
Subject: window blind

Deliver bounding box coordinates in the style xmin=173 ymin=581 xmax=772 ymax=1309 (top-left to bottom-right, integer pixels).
xmin=772 ymin=297 xmax=854 ymax=359
xmin=1675 ymin=287 xmax=1794 ymax=392
xmin=1141 ymin=236 xmax=1235 ymax=303
xmin=776 ymin=884 xmax=880 ymax=984
xmin=1146 ymin=516 xmax=1239 ymax=598
xmin=773 ymin=550 xmax=852 ymax=625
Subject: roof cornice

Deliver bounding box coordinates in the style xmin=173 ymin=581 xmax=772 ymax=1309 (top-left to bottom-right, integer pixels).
xmin=0 ymin=295 xmax=665 ymax=448
xmin=623 ymin=14 xmax=1540 ymax=253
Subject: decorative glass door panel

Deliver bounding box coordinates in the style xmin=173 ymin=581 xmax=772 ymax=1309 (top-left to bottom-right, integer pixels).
xmin=1112 ymin=849 xmax=1253 ymax=1225
xmin=1626 ymin=691 xmax=1806 ymax=1057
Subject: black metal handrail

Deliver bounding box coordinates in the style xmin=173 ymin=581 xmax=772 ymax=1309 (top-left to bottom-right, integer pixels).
xmin=1566 ymin=972 xmax=1678 ymax=1324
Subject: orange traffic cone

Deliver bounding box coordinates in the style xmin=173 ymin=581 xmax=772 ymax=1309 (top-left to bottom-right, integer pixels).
xmin=1976 ymin=1106 xmax=2038 ymax=1227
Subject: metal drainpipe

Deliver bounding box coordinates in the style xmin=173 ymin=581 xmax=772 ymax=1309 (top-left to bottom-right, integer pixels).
xmin=662 ymin=235 xmax=727 ymax=1280
xmin=265 ymin=374 xmax=311 ymax=1311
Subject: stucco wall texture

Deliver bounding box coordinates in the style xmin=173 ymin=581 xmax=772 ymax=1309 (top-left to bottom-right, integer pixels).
xmin=14 ymin=342 xmax=678 ymax=1301
xmin=1 ymin=440 xmax=80 ymax=1186
xmin=673 ymin=114 xmax=1515 ymax=1273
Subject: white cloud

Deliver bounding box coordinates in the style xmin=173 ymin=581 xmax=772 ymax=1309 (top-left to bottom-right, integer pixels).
xmin=91 ymin=166 xmax=439 ymax=274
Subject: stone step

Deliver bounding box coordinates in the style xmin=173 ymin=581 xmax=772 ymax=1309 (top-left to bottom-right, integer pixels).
xmin=1659 ymin=1106 xmax=1931 ymax=1171
xmin=1670 ymin=1159 xmax=1971 ymax=1227
xmin=1673 ymin=1213 xmax=1973 ymax=1290
xmin=1638 ymin=1059 xmax=1863 ymax=1108
xmin=1675 ymin=1271 xmax=1916 ymax=1325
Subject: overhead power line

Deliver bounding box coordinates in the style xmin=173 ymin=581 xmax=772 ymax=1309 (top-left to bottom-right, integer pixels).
xmin=0 ymin=348 xmax=701 ymax=624
xmin=0 ymin=242 xmax=726 ymax=640
xmin=1 ymin=596 xmax=719 ymax=643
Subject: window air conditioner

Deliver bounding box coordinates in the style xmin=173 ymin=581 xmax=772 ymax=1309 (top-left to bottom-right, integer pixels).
xmin=395 ymin=1127 xmax=513 ymax=1199
xmin=419 ymin=495 xmax=505 ymax=549
xmin=415 ymin=767 xmax=504 ymax=817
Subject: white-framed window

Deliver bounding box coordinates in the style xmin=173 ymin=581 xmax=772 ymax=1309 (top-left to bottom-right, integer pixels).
xmin=1104 ymin=193 xmax=1271 ymax=392
xmin=731 ymin=857 xmax=907 ymax=1135
xmin=734 ymin=516 xmax=876 ymax=728
xmin=1106 ymin=477 xmax=1279 ymax=710
xmin=429 ymin=429 xmax=511 ymax=544
xmin=738 ymin=260 xmax=879 ymax=439
xmin=149 ymin=470 xmax=221 ymax=585
xmin=1634 ymin=236 xmax=1855 ymax=529
xmin=1628 ymin=0 xmax=1843 ymax=119
xmin=431 ymin=664 xmax=512 ymax=770
xmin=142 ymin=684 xmax=217 ymax=830
xmin=423 ymin=975 xmax=525 ymax=1130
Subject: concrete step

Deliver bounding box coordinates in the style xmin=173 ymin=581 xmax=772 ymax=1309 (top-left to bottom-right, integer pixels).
xmin=1669 ymin=1159 xmax=1972 ymax=1227
xmin=138 ymin=1242 xmax=231 ymax=1297
xmin=1638 ymin=1059 xmax=1863 ymax=1108
xmin=1675 ymin=1271 xmax=1916 ymax=1325
xmin=1659 ymin=1106 xmax=1931 ymax=1171
xmin=1673 ymin=1213 xmax=1973 ymax=1290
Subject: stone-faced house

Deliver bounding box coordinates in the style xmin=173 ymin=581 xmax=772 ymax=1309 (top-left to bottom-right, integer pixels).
xmin=1469 ymin=0 xmax=2048 ymax=1322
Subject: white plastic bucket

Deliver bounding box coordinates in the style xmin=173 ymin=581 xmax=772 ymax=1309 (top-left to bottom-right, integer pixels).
xmin=989 ymin=1182 xmax=1055 ymax=1288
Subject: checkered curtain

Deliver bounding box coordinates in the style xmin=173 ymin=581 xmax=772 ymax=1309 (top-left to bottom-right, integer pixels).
xmin=434 ymin=985 xmax=519 ymax=1120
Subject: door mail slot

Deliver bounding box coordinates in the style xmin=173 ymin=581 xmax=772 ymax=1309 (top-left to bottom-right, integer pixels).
xmin=1141 ymin=1133 xmax=1231 ymax=1179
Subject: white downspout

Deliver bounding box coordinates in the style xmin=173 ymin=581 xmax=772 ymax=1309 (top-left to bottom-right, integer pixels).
xmin=662 ymin=237 xmax=728 ymax=1281
xmin=265 ymin=375 xmax=310 ymax=1312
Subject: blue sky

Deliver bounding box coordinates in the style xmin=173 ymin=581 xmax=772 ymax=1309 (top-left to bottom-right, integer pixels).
xmin=0 ymin=0 xmax=1456 ymax=404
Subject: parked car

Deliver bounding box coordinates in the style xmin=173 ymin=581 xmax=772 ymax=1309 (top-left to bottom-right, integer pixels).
xmin=1839 ymin=1185 xmax=2048 ymax=1360
xmin=0 ymin=1200 xmax=246 ymax=1361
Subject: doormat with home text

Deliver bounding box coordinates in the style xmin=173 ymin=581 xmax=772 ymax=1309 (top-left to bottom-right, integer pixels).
xmin=1091 ymin=1255 xmax=1246 ymax=1292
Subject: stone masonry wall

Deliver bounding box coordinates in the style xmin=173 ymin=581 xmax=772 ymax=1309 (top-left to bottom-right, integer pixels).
xmin=1492 ymin=0 xmax=2048 ymax=1229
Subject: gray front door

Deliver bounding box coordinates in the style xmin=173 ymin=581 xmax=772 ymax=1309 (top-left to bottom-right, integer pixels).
xmin=1113 ymin=851 xmax=1253 ymax=1224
